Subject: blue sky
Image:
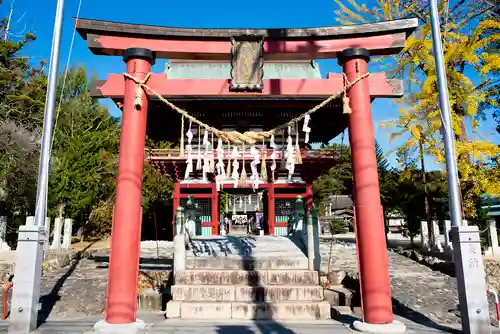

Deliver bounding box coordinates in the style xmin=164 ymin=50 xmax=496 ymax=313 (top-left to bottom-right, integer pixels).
xmin=1 ymin=0 xmax=498 ymax=170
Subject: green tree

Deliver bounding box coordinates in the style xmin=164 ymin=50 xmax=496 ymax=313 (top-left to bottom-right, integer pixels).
xmin=334 ymin=0 xmax=500 ymax=218
xmin=48 ymin=66 xmax=121 ymax=237
xmin=0 ymin=21 xmax=45 ymax=241
xmin=312 ymin=143 xmax=352 ymax=214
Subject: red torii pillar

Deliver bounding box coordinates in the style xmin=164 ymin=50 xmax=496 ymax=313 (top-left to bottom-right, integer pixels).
xmin=339 ymin=48 xmax=405 ymax=332
xmin=95 ymin=48 xmax=154 ymax=332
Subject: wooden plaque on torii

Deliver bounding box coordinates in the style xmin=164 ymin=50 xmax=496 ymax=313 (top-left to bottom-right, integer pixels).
xmin=229 ymin=36 xmax=264 ymax=92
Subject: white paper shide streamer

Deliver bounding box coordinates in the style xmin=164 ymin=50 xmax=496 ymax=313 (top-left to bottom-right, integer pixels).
xmin=184 ymin=121 xmax=194 ymax=179
xmin=202 ymin=130 xmax=210 ymax=182
xmin=302 ymin=114 xmax=311 ymax=143
xmin=231 ymin=146 xmax=240 ymax=187
xmin=285 ymin=126 xmax=295 ymax=181
xmin=196 ymin=128 xmax=202 ymax=171
xmin=250 ymin=145 xmax=260 ymax=190
xmin=270 ymin=134 xmax=277 ymax=181
xmin=215 ymin=138 xmax=226 ymax=191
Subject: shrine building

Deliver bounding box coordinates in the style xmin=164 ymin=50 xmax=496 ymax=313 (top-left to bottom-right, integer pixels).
xmin=76 ymin=16 xmax=417 ymax=332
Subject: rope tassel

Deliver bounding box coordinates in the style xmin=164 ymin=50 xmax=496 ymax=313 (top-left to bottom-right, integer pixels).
xmin=134 ymin=85 xmax=143 ymax=110
xmin=239 ymin=146 xmax=249 ymax=188
xmin=260 ymin=139 xmax=268 ymax=183
xmin=260 ymin=152 xmax=268 ymax=183
xmin=343 ymin=95 xmax=352 ymax=114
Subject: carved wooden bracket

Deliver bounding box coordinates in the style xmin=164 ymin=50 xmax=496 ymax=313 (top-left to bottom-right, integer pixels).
xmin=230 ymin=36 xmax=264 ymax=92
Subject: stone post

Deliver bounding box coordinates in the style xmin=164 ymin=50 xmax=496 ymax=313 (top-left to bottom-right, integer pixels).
xmin=175 ymin=208 xmax=182 ymax=236
xmin=431 ymin=221 xmax=443 ymax=252
xmin=174 ymin=207 xmax=186 ymax=272
xmin=444 ymin=220 xmax=453 ymax=254
xmin=307 ymin=214 xmax=314 ymax=271
xmin=44 ymin=217 xmax=51 ymax=250
xmin=219 ymin=220 xmax=226 ymax=236
xmin=293 ymin=196 xmax=305 ymax=241
xmin=451 ymin=225 xmax=491 ymax=333
xmin=50 ymin=217 xmax=63 ymax=249
xmin=25 ymin=216 xmax=34 ymax=226
xmin=62 ymin=218 xmax=73 ymax=250
xmin=0 ymin=216 xmax=10 ymax=252
xmin=420 ymin=221 xmax=429 ymax=250
xmin=485 ymin=219 xmax=500 ymax=260
xmin=311 ymin=207 xmax=321 ymax=272
xmin=8 ymin=224 xmax=45 ymax=333
xmin=184 ymin=196 xmax=197 ymax=237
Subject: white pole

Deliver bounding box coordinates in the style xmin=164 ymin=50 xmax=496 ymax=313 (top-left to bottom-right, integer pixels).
xmin=33 ymin=0 xmax=65 ymax=227
xmin=428 ymin=0 xmax=461 ymax=228
xmin=428 ymin=2 xmax=491 ymax=333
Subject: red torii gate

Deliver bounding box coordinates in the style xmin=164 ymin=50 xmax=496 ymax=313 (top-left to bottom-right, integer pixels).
xmin=76 ymin=17 xmax=417 ymax=333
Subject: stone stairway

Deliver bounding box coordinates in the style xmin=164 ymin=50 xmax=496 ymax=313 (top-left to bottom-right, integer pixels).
xmin=166 ymin=236 xmax=330 ymax=320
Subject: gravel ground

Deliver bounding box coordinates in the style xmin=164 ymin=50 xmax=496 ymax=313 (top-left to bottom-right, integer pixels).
xmin=38 ymin=244 xmax=174 ymax=320
xmin=319 ymin=239 xmax=500 ymax=326
xmin=319 ymin=240 xmax=462 ymax=325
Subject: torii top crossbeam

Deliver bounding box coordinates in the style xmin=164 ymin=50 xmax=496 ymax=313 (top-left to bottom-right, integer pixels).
xmin=75 ymin=18 xmax=417 ymax=61
xmin=75 ymin=17 xmax=417 ymax=144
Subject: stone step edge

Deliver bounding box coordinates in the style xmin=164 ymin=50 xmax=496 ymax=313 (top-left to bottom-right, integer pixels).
xmin=171 ymin=284 xmax=324 ymax=302
xmin=166 ymin=300 xmax=331 ymax=320
xmin=185 ymin=257 xmax=307 ymax=260
xmin=185 ymin=259 xmax=309 ymax=270
xmin=175 ymin=269 xmax=318 ymax=272
xmin=172 ymin=284 xmax=323 ymax=288
xmin=174 ymin=270 xmax=320 ymax=285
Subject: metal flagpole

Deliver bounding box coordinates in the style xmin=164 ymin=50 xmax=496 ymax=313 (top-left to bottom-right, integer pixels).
xmin=428 ymin=1 xmax=491 ymax=333
xmin=34 ymin=0 xmax=66 ymax=228
xmin=8 ymin=1 xmax=66 ymax=331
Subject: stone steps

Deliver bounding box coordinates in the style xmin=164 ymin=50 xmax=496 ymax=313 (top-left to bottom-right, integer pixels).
xmin=172 ymin=284 xmax=324 ymax=302
xmin=174 ymin=269 xmax=319 ymax=285
xmin=185 ymin=257 xmax=309 ymax=270
xmin=166 ymin=300 xmax=331 ymax=320
xmin=171 ymin=236 xmax=330 ymax=320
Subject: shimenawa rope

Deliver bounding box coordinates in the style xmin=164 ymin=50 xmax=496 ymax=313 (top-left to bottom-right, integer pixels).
xmin=123 ymin=72 xmax=369 ymax=145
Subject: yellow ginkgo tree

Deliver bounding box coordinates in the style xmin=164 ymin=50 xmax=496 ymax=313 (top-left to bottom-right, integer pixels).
xmin=334 ymin=0 xmax=500 ymax=217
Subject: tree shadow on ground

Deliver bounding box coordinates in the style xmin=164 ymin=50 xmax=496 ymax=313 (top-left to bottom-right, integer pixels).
xmin=91 ymin=254 xmax=173 ymax=271
xmin=37 ymin=242 xmax=96 ymax=327
xmin=391 ymin=298 xmax=459 ymax=333
xmin=339 ymin=275 xmax=459 ymax=333
xmin=215 ymin=323 xmax=295 ymax=334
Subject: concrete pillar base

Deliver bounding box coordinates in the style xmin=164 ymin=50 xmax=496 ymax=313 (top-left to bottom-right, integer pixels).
xmin=352 ymin=320 xmax=406 ymax=333
xmin=93 ymin=319 xmax=146 ymax=334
